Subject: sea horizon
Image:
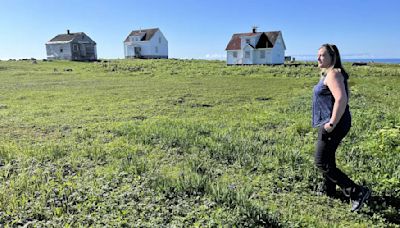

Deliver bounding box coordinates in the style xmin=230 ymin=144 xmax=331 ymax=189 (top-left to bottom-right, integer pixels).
xmin=342 ymin=58 xmax=400 ymax=64
xmin=298 ymin=58 xmax=400 ymax=64
xmin=2 ymin=57 xmax=400 ymax=64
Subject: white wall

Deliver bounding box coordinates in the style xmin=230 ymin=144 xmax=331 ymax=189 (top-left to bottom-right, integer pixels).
xmin=253 ymin=49 xmax=273 ymax=64
xmin=270 ymin=35 xmax=285 ymax=64
xmin=242 ymin=45 xmax=253 ymax=64
xmin=149 ymin=30 xmax=168 ymax=57
xmin=227 ymin=51 xmax=237 ymax=64
xmin=125 ymin=44 xmax=133 ymax=57
xmin=46 ymin=43 xmax=72 ymax=60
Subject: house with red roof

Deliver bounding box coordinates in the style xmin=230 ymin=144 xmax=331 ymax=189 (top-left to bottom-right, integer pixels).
xmin=46 ymin=30 xmax=97 ymax=61
xmin=225 ymin=28 xmax=285 ymax=65
xmin=124 ymin=28 xmax=168 ymax=59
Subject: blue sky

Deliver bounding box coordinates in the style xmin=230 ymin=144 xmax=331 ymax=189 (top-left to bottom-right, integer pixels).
xmin=0 ymin=0 xmax=399 ymax=60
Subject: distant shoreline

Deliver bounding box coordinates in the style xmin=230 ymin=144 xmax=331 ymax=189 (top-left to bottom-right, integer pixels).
xmin=299 ymin=58 xmax=400 ymax=64
xmin=343 ymin=58 xmax=400 ymax=64
xmin=2 ymin=58 xmax=400 ymax=64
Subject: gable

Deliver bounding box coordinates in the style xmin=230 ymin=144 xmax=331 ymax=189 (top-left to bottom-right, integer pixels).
xmin=124 ymin=28 xmax=160 ymax=42
xmin=255 ymin=33 xmax=274 ymax=48
xmin=243 ymin=44 xmax=255 ymax=50
xmin=276 ymin=34 xmax=286 ymax=50
xmin=225 ymin=32 xmax=261 ymax=50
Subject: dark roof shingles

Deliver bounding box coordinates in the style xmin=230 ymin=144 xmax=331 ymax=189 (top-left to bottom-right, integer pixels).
xmin=225 ymin=31 xmax=281 ymax=50
xmin=49 ymin=32 xmax=85 ymax=42
xmin=124 ymin=28 xmax=159 ymax=42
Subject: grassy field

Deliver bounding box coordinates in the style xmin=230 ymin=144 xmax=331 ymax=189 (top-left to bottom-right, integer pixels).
xmin=0 ymin=59 xmax=399 ymax=227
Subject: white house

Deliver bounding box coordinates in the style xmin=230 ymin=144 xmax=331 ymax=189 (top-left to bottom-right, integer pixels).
xmin=225 ymin=28 xmax=286 ymax=65
xmin=46 ymin=30 xmax=97 ymax=61
xmin=124 ymin=28 xmax=168 ymax=59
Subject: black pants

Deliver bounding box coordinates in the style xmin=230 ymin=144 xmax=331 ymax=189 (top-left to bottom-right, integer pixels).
xmin=314 ymin=112 xmax=360 ymax=199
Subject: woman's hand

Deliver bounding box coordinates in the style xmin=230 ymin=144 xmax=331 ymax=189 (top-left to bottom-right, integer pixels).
xmin=324 ymin=122 xmax=335 ymax=133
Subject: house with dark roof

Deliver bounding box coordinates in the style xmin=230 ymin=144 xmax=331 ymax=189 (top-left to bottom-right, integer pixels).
xmin=124 ymin=28 xmax=168 ymax=59
xmin=46 ymin=30 xmax=97 ymax=61
xmin=225 ymin=28 xmax=285 ymax=65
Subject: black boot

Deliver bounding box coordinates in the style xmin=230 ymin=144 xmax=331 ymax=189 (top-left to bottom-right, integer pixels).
xmin=351 ymin=186 xmax=371 ymax=212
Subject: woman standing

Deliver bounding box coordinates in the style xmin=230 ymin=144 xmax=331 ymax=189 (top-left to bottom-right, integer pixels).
xmin=313 ymin=44 xmax=370 ymax=212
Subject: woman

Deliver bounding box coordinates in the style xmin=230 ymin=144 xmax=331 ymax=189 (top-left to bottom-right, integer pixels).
xmin=312 ymin=44 xmax=370 ymax=212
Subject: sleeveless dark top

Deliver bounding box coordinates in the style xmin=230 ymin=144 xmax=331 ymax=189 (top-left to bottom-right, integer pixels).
xmin=312 ymin=73 xmax=350 ymax=127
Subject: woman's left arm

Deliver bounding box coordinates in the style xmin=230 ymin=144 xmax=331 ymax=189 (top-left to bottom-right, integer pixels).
xmin=324 ymin=70 xmax=348 ymax=132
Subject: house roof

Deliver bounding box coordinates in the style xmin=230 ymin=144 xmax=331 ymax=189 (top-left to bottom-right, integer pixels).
xmin=225 ymin=31 xmax=282 ymax=50
xmin=48 ymin=32 xmax=95 ymax=43
xmin=124 ymin=28 xmax=159 ymax=42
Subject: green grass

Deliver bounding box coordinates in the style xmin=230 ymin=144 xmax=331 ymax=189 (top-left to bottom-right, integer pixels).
xmin=0 ymin=59 xmax=399 ymax=227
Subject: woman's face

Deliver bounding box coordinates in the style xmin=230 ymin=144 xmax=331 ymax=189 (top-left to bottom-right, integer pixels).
xmin=317 ymin=47 xmax=332 ymax=69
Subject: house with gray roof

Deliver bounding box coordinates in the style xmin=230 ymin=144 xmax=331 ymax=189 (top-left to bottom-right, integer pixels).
xmin=124 ymin=28 xmax=168 ymax=59
xmin=225 ymin=28 xmax=285 ymax=65
xmin=46 ymin=30 xmax=97 ymax=61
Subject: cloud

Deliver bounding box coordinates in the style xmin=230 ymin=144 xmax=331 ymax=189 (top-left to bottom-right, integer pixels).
xmin=203 ymin=53 xmax=226 ymax=60
xmin=288 ymin=54 xmax=315 ymax=61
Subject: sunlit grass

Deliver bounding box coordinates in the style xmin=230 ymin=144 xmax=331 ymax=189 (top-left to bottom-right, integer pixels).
xmin=0 ymin=59 xmax=399 ymax=226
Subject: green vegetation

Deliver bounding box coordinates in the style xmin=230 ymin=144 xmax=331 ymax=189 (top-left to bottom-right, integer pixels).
xmin=0 ymin=59 xmax=399 ymax=227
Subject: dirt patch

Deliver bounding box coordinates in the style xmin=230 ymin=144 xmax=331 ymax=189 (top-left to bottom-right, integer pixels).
xmin=131 ymin=116 xmax=147 ymax=121
xmin=191 ymin=103 xmax=213 ymax=108
xmin=255 ymin=97 xmax=272 ymax=101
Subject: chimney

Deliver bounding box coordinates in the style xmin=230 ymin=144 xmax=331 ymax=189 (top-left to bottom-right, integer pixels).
xmin=67 ymin=29 xmax=70 ymax=35
xmin=252 ymin=26 xmax=258 ymax=33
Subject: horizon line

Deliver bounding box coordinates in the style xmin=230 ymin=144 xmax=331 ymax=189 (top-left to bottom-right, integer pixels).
xmin=1 ymin=57 xmax=400 ymax=61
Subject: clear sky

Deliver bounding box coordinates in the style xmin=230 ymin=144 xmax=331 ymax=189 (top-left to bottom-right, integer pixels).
xmin=1 ymin=0 xmax=399 ymax=60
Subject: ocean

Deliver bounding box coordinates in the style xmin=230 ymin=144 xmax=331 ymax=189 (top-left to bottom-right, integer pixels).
xmin=342 ymin=59 xmax=400 ymax=64
xmin=299 ymin=58 xmax=400 ymax=64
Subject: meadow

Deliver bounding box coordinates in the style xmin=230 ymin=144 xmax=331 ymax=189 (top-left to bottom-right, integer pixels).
xmin=0 ymin=59 xmax=399 ymax=227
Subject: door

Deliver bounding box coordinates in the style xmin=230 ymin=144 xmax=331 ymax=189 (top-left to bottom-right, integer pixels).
xmin=134 ymin=47 xmax=141 ymax=58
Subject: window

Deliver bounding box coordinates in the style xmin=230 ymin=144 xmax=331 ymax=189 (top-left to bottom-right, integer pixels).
xmin=260 ymin=50 xmax=265 ymax=59
xmin=60 ymin=48 xmax=63 ymax=53
xmin=155 ymin=46 xmax=158 ymax=53
xmin=233 ymin=51 xmax=237 ymax=58
xmin=159 ymin=37 xmax=161 ymax=43
xmin=73 ymin=44 xmax=79 ymax=52
xmin=245 ymin=39 xmax=250 ymax=44
xmin=245 ymin=51 xmax=250 ymax=58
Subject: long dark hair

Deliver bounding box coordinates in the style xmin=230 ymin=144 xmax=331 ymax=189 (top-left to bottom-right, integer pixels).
xmin=320 ymin=44 xmax=349 ymax=79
